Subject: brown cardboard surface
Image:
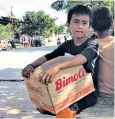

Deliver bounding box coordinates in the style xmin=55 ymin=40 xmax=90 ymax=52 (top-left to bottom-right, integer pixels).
xmin=23 ymin=56 xmax=95 ymax=114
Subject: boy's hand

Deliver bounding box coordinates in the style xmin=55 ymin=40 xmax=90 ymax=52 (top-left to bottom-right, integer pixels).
xmin=39 ymin=66 xmax=60 ymax=84
xmin=22 ymin=65 xmax=34 ymax=78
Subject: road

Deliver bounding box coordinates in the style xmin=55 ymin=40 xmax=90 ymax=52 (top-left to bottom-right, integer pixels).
xmin=0 ymin=81 xmax=113 ymax=119
xmin=0 ymin=42 xmax=57 ymax=80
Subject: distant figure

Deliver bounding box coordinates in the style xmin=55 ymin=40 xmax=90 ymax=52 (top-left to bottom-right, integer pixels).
xmin=23 ymin=37 xmax=26 ymax=47
xmin=10 ymin=40 xmax=16 ymax=48
xmin=57 ymin=37 xmax=61 ymax=45
xmin=84 ymin=3 xmax=92 ymax=10
xmin=20 ymin=36 xmax=23 ymax=47
xmin=64 ymin=36 xmax=67 ymax=42
xmin=20 ymin=36 xmax=25 ymax=47
xmin=31 ymin=36 xmax=35 ymax=47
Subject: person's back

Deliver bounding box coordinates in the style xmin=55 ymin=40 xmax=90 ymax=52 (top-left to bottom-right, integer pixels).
xmin=98 ymin=36 xmax=114 ymax=97
xmin=92 ymin=7 xmax=114 ymax=97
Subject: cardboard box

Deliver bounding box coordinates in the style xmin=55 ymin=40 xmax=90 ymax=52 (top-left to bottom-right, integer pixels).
xmin=23 ymin=56 xmax=95 ymax=114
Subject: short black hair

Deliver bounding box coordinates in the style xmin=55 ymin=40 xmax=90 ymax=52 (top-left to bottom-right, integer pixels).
xmin=67 ymin=5 xmax=93 ymax=26
xmin=92 ymin=7 xmax=113 ymax=33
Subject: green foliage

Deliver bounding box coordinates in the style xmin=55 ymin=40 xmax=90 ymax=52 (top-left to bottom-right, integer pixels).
xmin=51 ymin=0 xmax=114 ymax=14
xmin=57 ymin=24 xmax=65 ymax=34
xmin=14 ymin=10 xmax=66 ymax=37
xmin=53 ymin=24 xmax=65 ymax=34
xmin=21 ymin=10 xmax=57 ymax=37
xmin=0 ymin=24 xmax=13 ymax=40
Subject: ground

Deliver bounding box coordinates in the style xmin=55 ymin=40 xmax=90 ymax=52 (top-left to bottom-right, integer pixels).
xmin=0 ymin=81 xmax=114 ymax=119
xmin=0 ymin=42 xmax=114 ymax=119
xmin=0 ymin=42 xmax=57 ymax=80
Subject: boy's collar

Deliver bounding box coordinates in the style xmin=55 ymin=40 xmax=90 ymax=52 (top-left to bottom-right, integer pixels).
xmin=73 ymin=35 xmax=90 ymax=46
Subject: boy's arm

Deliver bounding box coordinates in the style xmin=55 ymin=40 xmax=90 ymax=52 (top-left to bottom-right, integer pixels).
xmin=22 ymin=56 xmax=47 ymax=78
xmin=22 ymin=42 xmax=66 ymax=78
xmin=58 ymin=38 xmax=99 ymax=70
xmin=30 ymin=56 xmax=47 ymax=68
xmin=57 ymin=54 xmax=87 ymax=70
xmin=40 ymin=39 xmax=99 ymax=84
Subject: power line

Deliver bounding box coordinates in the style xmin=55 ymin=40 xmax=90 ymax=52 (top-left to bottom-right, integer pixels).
xmin=0 ymin=6 xmax=10 ymax=16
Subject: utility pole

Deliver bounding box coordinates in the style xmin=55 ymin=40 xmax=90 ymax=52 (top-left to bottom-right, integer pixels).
xmin=10 ymin=6 xmax=14 ymax=32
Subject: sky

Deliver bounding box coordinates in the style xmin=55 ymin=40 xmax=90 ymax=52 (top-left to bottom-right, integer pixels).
xmin=0 ymin=0 xmax=67 ymax=25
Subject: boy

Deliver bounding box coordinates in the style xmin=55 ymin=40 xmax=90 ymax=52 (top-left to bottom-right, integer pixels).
xmin=92 ymin=7 xmax=114 ymax=97
xmin=22 ymin=5 xmax=99 ymax=114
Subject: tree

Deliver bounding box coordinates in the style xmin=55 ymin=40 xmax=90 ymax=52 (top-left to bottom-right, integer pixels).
xmin=51 ymin=0 xmax=114 ymax=14
xmin=53 ymin=24 xmax=65 ymax=34
xmin=13 ymin=11 xmax=65 ymax=38
xmin=57 ymin=24 xmax=65 ymax=34
xmin=13 ymin=19 xmax=23 ymax=39
xmin=0 ymin=24 xmax=13 ymax=40
xmin=21 ymin=10 xmax=57 ymax=37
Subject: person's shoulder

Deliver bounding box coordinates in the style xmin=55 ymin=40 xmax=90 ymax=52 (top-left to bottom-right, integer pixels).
xmin=99 ymin=36 xmax=115 ymax=44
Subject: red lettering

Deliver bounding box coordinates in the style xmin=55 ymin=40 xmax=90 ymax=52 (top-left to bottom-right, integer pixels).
xmin=82 ymin=68 xmax=86 ymax=77
xmin=74 ymin=74 xmax=78 ymax=81
xmin=63 ymin=77 xmax=66 ymax=87
xmin=55 ymin=79 xmax=62 ymax=90
xmin=55 ymin=68 xmax=86 ymax=91
xmin=27 ymin=83 xmax=43 ymax=94
xmin=66 ymin=76 xmax=74 ymax=85
xmin=79 ymin=68 xmax=85 ymax=78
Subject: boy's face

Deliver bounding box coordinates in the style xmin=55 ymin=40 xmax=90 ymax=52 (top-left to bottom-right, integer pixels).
xmin=67 ymin=14 xmax=90 ymax=39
